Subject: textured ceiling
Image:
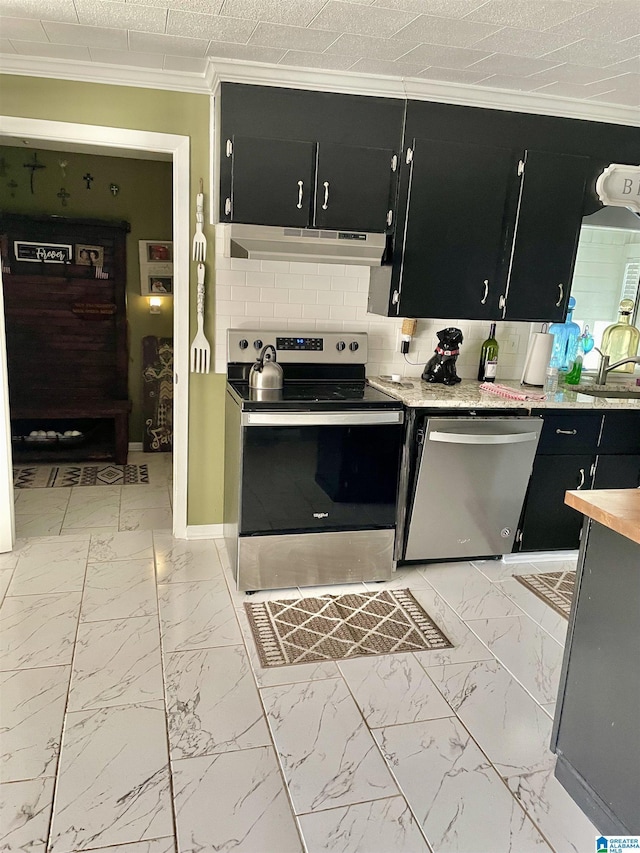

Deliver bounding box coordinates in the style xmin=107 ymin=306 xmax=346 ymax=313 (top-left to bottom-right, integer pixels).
xmin=0 ymin=0 xmax=638 ymax=108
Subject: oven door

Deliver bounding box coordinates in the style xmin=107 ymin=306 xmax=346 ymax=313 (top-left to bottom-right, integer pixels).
xmin=239 ymin=410 xmax=404 ymax=536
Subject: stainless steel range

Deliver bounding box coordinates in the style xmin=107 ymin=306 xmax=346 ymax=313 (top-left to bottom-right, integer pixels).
xmin=224 ymin=329 xmax=404 ymax=593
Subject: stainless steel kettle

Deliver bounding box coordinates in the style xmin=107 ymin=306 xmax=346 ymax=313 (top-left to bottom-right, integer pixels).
xmin=249 ymin=344 xmax=283 ymax=390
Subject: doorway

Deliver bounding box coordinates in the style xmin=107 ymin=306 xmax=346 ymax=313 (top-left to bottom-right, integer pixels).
xmin=0 ymin=116 xmax=190 ymax=550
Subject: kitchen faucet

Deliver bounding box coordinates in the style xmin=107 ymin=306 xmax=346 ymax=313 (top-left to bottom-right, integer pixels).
xmin=594 ymin=347 xmax=640 ymax=384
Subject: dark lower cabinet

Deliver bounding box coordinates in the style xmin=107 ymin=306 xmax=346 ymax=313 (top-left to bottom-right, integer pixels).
xmin=593 ymin=454 xmax=640 ymax=489
xmin=519 ymin=454 xmax=594 ymax=552
xmin=395 ymin=137 xmax=513 ymax=319
xmin=516 ymin=410 xmax=640 ymax=552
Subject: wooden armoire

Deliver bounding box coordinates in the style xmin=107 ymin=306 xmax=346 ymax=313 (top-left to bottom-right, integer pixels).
xmin=1 ymin=213 xmax=132 ymax=464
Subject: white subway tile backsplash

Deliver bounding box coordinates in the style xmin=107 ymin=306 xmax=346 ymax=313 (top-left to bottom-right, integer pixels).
xmin=302 ymin=304 xmax=331 ymax=320
xmin=215 ymin=301 xmax=236 ymax=316
xmin=318 ymin=263 xmax=346 ymax=276
xmin=220 ymin=270 xmax=247 ymax=287
xmin=277 ymin=303 xmax=303 ymax=319
xmin=260 ymin=288 xmax=290 ymax=303
xmin=276 ymin=273 xmax=304 ymax=289
xmin=245 ymin=301 xmax=274 ymax=317
xmin=260 ymin=260 xmax=289 ymax=272
xmin=289 ymin=290 xmax=317 ymax=304
xmin=213 ymin=257 xmax=534 ymax=378
xmin=246 ymin=272 xmax=276 ymax=288
xmin=329 ymin=305 xmax=358 ymax=320
xmin=291 ymin=262 xmax=319 ymax=275
xmin=231 ymin=257 xmax=262 ymax=271
xmin=332 ymin=276 xmax=359 ymax=291
xmin=305 ymin=274 xmax=332 ymax=290
xmin=317 ymin=291 xmax=344 ymax=306
xmin=231 ymin=286 xmax=261 ymax=301
xmin=344 ymin=291 xmax=368 ymax=307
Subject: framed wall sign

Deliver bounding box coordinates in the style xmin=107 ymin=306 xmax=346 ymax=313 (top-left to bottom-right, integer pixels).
xmin=139 ymin=240 xmax=173 ymax=297
xmin=14 ymin=241 xmax=72 ymax=263
xmin=596 ymin=164 xmax=640 ymax=213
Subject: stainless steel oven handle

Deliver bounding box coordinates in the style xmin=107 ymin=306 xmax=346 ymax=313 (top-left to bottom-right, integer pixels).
xmin=429 ymin=430 xmax=539 ymax=445
xmin=242 ymin=411 xmax=404 ymax=426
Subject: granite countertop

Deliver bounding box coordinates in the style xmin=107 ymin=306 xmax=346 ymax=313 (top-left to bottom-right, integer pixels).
xmin=565 ymin=489 xmax=640 ymax=545
xmin=367 ymin=376 xmax=640 ymax=410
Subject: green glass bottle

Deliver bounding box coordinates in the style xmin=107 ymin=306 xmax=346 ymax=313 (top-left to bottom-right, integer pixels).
xmin=478 ymin=323 xmax=499 ymax=382
xmin=601 ymin=299 xmax=640 ymax=374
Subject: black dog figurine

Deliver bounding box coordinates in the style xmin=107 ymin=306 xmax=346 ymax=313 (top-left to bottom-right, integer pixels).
xmin=422 ymin=327 xmax=464 ymax=385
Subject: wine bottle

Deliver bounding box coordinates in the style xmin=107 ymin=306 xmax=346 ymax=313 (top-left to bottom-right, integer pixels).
xmin=478 ymin=323 xmax=499 ymax=382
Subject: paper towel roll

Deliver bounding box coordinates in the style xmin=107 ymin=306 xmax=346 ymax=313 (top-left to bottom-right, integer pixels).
xmin=521 ymin=332 xmax=555 ymax=386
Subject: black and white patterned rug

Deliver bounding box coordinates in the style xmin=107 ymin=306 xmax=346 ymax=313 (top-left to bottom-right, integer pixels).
xmin=514 ymin=570 xmax=576 ymax=619
xmin=13 ymin=464 xmax=150 ymax=488
xmin=245 ymin=589 xmax=453 ymax=667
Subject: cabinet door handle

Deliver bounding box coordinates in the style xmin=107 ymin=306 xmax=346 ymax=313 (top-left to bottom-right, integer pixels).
xmin=322 ymin=181 xmax=329 ymax=210
xmin=577 ymin=467 xmax=585 ymax=489
xmin=481 ymin=280 xmax=489 ymax=305
xmin=556 ymin=283 xmax=563 ymax=307
xmin=297 ymin=180 xmax=304 ymax=209
xmin=556 ymin=428 xmax=577 ymax=435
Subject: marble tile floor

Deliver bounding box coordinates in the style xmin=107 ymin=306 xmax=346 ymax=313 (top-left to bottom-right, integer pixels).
xmin=1 ymin=477 xmax=599 ymax=853
xmin=12 ymin=452 xmax=173 ymax=538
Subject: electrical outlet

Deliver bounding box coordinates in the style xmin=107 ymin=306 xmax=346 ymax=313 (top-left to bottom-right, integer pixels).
xmin=506 ymin=334 xmax=520 ymax=353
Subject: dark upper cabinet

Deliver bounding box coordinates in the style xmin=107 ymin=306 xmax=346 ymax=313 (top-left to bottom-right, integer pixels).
xmin=375 ymin=142 xmax=590 ymax=321
xmin=218 ymin=83 xmax=404 ymax=233
xmin=227 ymin=137 xmax=394 ymax=232
xmin=230 ymin=137 xmax=315 ymax=228
xmin=393 ymin=138 xmax=513 ymax=320
xmin=501 ymin=150 xmax=589 ymax=322
xmin=314 ymin=143 xmax=395 ymax=232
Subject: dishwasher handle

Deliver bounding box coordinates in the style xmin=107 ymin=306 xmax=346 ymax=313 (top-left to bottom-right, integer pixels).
xmin=429 ymin=430 xmax=540 ymax=445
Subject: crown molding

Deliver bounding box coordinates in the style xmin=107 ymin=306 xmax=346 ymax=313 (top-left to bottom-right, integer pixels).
xmin=0 ymin=54 xmax=211 ymax=94
xmin=1 ymin=52 xmax=638 ymax=128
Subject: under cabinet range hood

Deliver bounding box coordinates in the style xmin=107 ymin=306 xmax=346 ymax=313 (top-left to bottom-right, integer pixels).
xmin=219 ymin=223 xmax=386 ymax=266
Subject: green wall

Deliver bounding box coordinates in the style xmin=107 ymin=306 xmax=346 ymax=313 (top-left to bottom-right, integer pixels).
xmin=1 ymin=74 xmax=224 ymax=526
xmin=1 ymin=144 xmax=173 ymax=443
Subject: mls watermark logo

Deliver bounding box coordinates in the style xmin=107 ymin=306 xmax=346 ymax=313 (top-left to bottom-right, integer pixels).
xmin=597 ymin=836 xmax=640 ymax=852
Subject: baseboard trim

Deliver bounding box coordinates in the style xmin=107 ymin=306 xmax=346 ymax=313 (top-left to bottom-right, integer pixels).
xmin=186 ymin=524 xmax=224 ymax=539
xmin=502 ymin=550 xmax=579 ymax=563
xmin=128 ymin=442 xmax=143 ymax=452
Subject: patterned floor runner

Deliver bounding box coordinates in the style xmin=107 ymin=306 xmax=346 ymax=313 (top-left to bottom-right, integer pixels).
xmin=245 ymin=588 xmax=453 ymax=667
xmin=13 ymin=464 xmax=150 ymax=488
xmin=514 ymin=570 xmax=576 ymax=619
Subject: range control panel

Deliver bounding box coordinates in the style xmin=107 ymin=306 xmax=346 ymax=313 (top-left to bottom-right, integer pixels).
xmin=227 ymin=330 xmax=368 ymax=365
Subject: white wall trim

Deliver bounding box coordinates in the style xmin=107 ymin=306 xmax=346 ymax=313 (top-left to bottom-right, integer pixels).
xmin=0 ymin=269 xmax=15 ymax=553
xmin=0 ymin=115 xmax=190 ymax=541
xmin=186 ymin=523 xmax=224 ymax=539
xmin=128 ymin=442 xmax=143 ymax=452
xmin=1 ymin=53 xmax=638 ymax=128
xmin=501 ymin=550 xmax=579 ymax=563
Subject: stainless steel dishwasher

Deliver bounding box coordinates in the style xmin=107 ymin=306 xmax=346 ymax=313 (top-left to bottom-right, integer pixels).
xmin=404 ymin=416 xmax=542 ymax=561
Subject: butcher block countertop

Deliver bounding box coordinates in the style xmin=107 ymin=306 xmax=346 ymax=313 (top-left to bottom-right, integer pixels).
xmin=367 ymin=376 xmax=640 ymax=410
xmin=565 ymin=489 xmax=640 ymax=545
